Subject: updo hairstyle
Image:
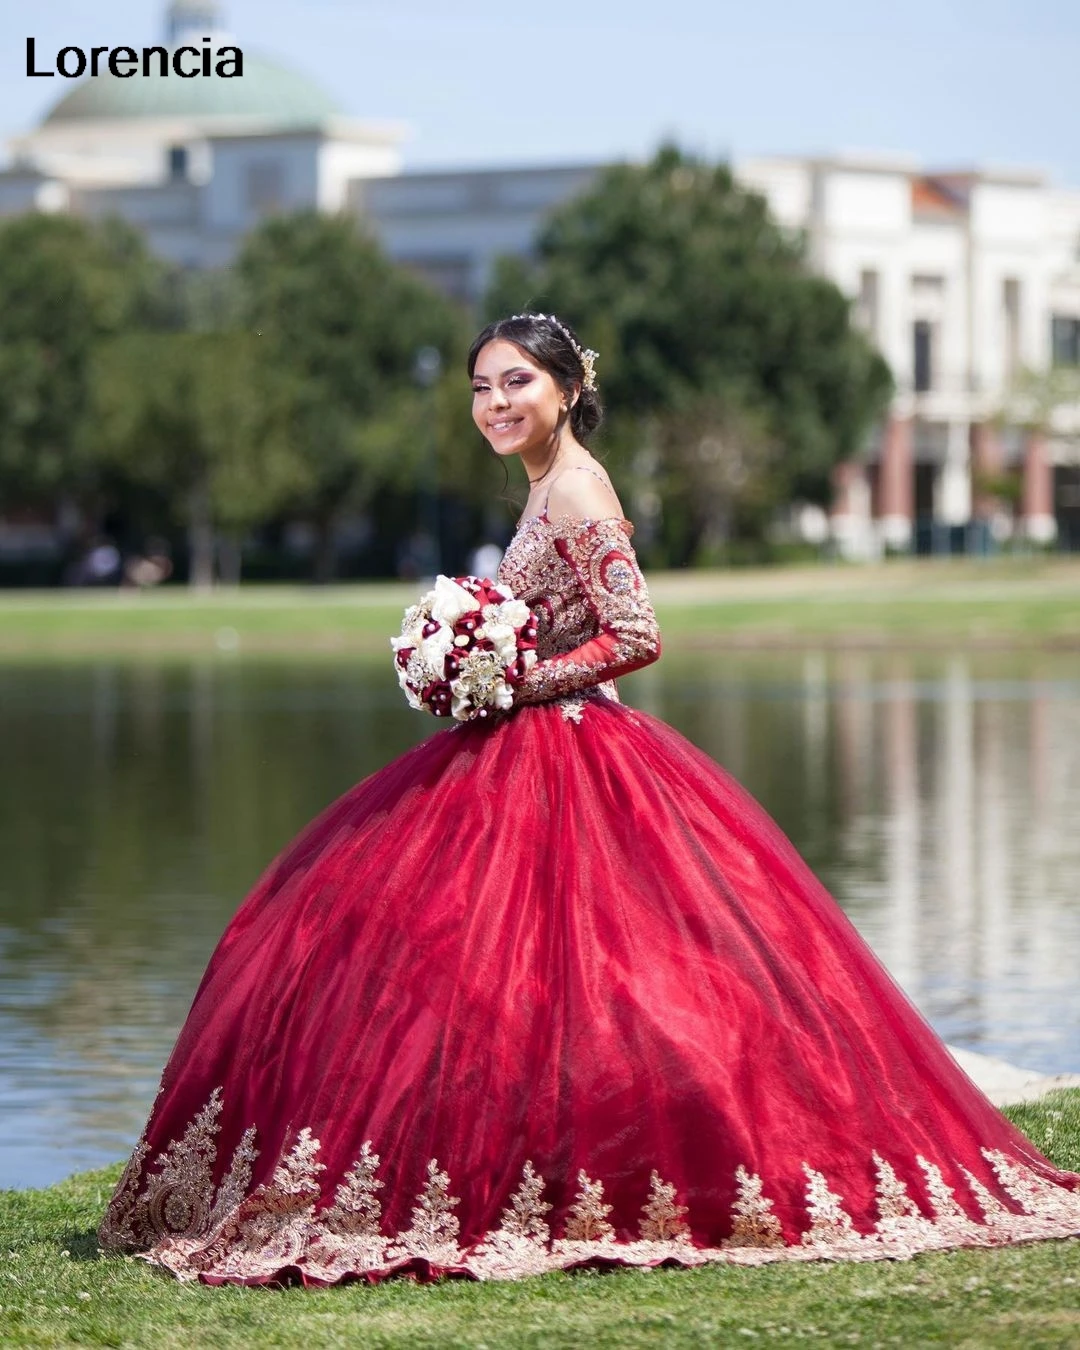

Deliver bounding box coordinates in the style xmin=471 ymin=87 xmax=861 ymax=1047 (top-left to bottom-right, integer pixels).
xmin=467 ymin=314 xmax=603 ymax=442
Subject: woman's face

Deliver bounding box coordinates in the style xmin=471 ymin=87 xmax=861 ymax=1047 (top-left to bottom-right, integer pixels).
xmin=471 ymin=339 xmax=569 ymax=459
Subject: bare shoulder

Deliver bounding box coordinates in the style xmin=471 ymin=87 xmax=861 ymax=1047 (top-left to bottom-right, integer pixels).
xmin=546 ymin=462 xmax=625 ymax=523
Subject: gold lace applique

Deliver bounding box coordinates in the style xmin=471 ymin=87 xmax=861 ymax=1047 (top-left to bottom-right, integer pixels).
xmin=722 ymin=1164 xmax=786 ymax=1248
xmin=498 ymin=515 xmax=660 ymax=707
xmin=100 ymin=1089 xmax=1080 ymax=1284
xmin=107 ymin=1087 xmax=253 ymax=1255
xmin=305 ymin=1141 xmax=390 ymax=1278
xmin=916 ymin=1156 xmax=969 ymax=1223
xmin=871 ymin=1151 xmax=938 ymax=1246
xmin=983 ymin=1148 xmax=1080 ymax=1223
xmin=562 ymin=1169 xmax=615 ymax=1242
xmin=960 ymin=1166 xmax=1009 ymax=1221
xmin=639 ymin=1170 xmax=690 ymax=1242
xmin=800 ymin=1164 xmax=864 ymax=1250
xmin=470 ymin=1160 xmax=554 ymax=1279
xmin=142 ymin=1089 xmax=225 ymax=1239
xmin=387 ymin=1158 xmax=463 ymax=1266
xmin=97 ymin=1135 xmax=151 ymax=1250
xmin=500 ymin=1160 xmax=552 ymax=1241
xmin=194 ymin=1128 xmax=324 ymax=1281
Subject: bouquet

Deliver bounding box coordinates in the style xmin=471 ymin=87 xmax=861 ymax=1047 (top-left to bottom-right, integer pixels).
xmin=392 ymin=575 xmax=539 ymax=721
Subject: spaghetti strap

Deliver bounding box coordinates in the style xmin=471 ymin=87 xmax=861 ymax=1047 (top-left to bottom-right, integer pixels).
xmin=541 ymin=464 xmax=611 ymax=510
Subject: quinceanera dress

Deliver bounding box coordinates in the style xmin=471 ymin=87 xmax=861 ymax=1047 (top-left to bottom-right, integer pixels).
xmin=100 ymin=500 xmax=1080 ymax=1285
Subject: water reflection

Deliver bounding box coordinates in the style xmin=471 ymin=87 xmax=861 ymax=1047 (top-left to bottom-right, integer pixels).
xmin=1 ymin=651 xmax=1078 ymax=1189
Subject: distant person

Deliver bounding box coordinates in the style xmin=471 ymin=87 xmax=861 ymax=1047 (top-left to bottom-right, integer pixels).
xmin=395 ymin=528 xmax=439 ymax=581
xmin=122 ymin=538 xmax=174 ymax=589
xmin=101 ymin=313 xmax=1080 ymax=1285
xmin=468 ymin=540 xmax=504 ymax=579
xmin=65 ymin=538 xmax=121 ymax=587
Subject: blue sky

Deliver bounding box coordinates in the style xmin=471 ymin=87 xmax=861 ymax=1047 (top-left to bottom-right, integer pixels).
xmin=3 ymin=0 xmax=1079 ymax=183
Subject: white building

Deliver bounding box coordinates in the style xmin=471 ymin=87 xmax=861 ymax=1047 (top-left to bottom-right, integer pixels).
xmin=1 ymin=0 xmax=403 ymax=270
xmin=3 ymin=1 xmax=1079 ymax=553
xmin=738 ymin=155 xmax=1080 ymax=554
xmin=355 ymin=153 xmax=1080 ymax=554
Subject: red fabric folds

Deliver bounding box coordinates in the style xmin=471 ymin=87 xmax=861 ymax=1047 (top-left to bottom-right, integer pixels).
xmin=99 ymin=695 xmax=1080 ymax=1284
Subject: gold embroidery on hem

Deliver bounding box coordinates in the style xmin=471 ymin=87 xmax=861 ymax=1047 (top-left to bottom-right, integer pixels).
xmin=640 ymin=1170 xmax=691 ymax=1242
xmin=722 ymin=1164 xmax=785 ymax=1249
xmin=562 ymin=1169 xmax=615 ymax=1242
xmin=100 ymin=1090 xmax=1080 ymax=1284
xmin=386 ymin=1158 xmax=463 ymax=1266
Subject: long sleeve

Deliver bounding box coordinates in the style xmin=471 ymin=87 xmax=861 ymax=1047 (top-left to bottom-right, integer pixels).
xmin=513 ymin=517 xmax=661 ymax=706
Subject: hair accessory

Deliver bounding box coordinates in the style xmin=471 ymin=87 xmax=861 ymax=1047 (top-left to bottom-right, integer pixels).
xmin=510 ymin=313 xmax=599 ymax=393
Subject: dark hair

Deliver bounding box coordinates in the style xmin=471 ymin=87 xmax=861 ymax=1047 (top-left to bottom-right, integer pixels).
xmin=467 ymin=313 xmax=603 ymax=442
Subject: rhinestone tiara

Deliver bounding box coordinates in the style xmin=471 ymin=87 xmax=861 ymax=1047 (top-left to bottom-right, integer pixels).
xmin=509 ymin=312 xmax=599 ymax=393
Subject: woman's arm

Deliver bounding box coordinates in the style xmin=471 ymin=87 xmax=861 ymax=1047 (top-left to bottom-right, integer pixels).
xmin=512 ymin=475 xmax=661 ymax=705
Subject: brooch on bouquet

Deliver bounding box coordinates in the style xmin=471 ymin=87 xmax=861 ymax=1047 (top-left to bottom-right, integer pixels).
xmin=392 ymin=575 xmax=539 ymax=721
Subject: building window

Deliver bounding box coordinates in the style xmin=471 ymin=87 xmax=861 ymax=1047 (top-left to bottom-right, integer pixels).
xmin=913 ymin=320 xmax=934 ymax=392
xmin=1003 ymin=278 xmax=1022 ymax=379
xmin=1051 ymin=315 xmax=1080 ymax=367
xmin=856 ymin=268 xmax=880 ymax=339
xmin=246 ymin=160 xmax=284 ymax=213
xmin=167 ymin=146 xmax=188 ymax=182
xmin=400 ymin=255 xmax=474 ymax=303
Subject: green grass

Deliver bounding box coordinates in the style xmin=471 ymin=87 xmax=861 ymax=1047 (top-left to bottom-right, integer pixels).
xmin=2 ymin=1092 xmax=1079 ymax=1348
xmin=1 ymin=557 xmax=1079 ymax=657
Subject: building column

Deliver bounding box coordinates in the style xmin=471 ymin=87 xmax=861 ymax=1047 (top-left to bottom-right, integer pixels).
xmin=829 ymin=459 xmax=876 ymax=559
xmin=1020 ymin=433 xmax=1057 ymax=543
xmin=878 ymin=416 xmax=913 ymax=550
xmin=969 ymin=421 xmax=1004 ymax=520
xmin=936 ymin=421 xmax=972 ymax=525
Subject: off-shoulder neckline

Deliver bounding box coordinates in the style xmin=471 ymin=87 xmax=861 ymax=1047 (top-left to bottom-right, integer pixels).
xmin=514 ymin=510 xmax=634 ymax=536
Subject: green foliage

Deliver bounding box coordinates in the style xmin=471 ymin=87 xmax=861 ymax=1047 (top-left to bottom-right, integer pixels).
xmin=89 ymin=331 xmax=303 ymax=532
xmin=0 ymin=213 xmax=165 ymax=502
xmin=998 ymin=364 xmax=1080 ymax=443
xmin=486 ymin=146 xmax=893 ymax=562
xmin=236 ymin=212 xmax=467 ymax=578
xmin=0 ymin=209 xmax=479 ymax=584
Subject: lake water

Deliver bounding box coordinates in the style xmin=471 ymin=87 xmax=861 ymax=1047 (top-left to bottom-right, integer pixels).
xmin=1 ymin=649 xmax=1079 ymax=1190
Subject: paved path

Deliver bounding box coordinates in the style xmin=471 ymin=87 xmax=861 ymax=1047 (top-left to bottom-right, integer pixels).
xmin=947 ymin=1046 xmax=1080 ymax=1106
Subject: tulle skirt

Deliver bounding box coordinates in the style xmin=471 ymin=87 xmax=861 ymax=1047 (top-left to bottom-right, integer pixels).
xmin=100 ymin=691 xmax=1080 ymax=1284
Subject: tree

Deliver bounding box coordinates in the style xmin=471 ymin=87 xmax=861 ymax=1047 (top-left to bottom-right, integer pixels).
xmin=486 ymin=146 xmax=892 ymax=564
xmin=89 ymin=332 xmax=302 ymax=587
xmin=0 ymin=213 xmax=165 ymax=509
xmin=236 ymin=212 xmax=463 ymax=581
xmin=998 ymin=364 xmax=1080 ymax=446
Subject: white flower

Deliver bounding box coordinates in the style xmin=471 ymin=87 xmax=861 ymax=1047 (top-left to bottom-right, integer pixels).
xmin=430 ymin=574 xmax=480 ymax=627
xmin=449 ymin=649 xmax=512 ymax=720
xmin=478 ymin=600 xmax=532 ymax=665
xmin=391 ymin=629 xmax=419 ymax=655
xmin=484 ymin=598 xmax=530 ymax=629
xmin=418 ymin=623 xmax=454 ymax=671
xmin=391 ymin=602 xmax=427 ymax=656
xmin=475 ymin=622 xmax=514 ymax=666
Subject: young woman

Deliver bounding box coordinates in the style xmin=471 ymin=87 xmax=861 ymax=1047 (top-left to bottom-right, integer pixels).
xmin=100 ymin=313 xmax=1080 ymax=1284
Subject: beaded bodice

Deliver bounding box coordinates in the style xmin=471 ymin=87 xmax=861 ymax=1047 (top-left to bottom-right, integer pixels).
xmin=497 ymin=512 xmax=661 ymax=706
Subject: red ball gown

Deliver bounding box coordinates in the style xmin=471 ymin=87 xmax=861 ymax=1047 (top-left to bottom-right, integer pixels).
xmin=100 ymin=511 xmax=1080 ymax=1284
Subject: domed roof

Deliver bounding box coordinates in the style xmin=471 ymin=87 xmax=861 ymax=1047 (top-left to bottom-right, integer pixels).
xmin=41 ymin=50 xmax=341 ymax=127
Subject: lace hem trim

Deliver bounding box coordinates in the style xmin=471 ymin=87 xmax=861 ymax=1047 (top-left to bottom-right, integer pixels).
xmin=99 ymin=1090 xmax=1080 ymax=1284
